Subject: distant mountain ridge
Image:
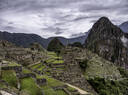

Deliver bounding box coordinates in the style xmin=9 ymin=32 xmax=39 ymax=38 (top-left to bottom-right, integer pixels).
xmin=0 ymin=31 xmax=87 ymax=48
xmin=120 ymin=21 xmax=128 ymax=33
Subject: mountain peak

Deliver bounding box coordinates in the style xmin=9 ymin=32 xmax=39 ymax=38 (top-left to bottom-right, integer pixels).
xmin=93 ymin=17 xmax=112 ymax=28
xmin=98 ymin=17 xmax=110 ymax=22
xmin=120 ymin=21 xmax=128 ymax=33
xmin=89 ymin=17 xmax=123 ymax=38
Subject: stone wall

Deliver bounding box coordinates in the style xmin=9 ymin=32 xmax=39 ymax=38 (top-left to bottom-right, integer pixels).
xmin=17 ymin=73 xmax=36 ymax=79
xmin=36 ymin=78 xmax=47 ymax=86
xmin=1 ymin=66 xmax=22 ymax=72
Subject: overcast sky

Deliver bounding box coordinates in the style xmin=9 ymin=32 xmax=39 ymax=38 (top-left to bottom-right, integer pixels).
xmin=0 ymin=0 xmax=128 ymax=38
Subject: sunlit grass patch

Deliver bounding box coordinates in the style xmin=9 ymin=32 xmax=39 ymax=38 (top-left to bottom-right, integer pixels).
xmin=0 ymin=82 xmax=7 ymax=89
xmin=67 ymin=86 xmax=76 ymax=92
xmin=56 ymin=90 xmax=68 ymax=95
xmin=37 ymin=65 xmax=46 ymax=71
xmin=52 ymin=60 xmax=64 ymax=64
xmin=2 ymin=70 xmax=18 ymax=88
xmin=22 ymin=68 xmax=32 ymax=74
xmin=31 ymin=63 xmax=41 ymax=70
xmin=37 ymin=75 xmax=68 ymax=95
xmin=20 ymin=77 xmax=42 ymax=95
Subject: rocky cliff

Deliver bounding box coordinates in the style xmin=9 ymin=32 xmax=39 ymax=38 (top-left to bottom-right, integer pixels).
xmin=85 ymin=17 xmax=128 ymax=68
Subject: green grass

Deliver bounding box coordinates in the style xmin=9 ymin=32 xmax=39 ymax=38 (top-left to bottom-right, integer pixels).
xmin=36 ymin=75 xmax=68 ymax=95
xmin=46 ymin=59 xmax=55 ymax=63
xmin=46 ymin=58 xmax=64 ymax=64
xmin=47 ymin=52 xmax=63 ymax=60
xmin=43 ymin=88 xmax=57 ymax=95
xmin=2 ymin=70 xmax=18 ymax=88
xmin=52 ymin=60 xmax=64 ymax=64
xmin=2 ymin=61 xmax=21 ymax=67
xmin=55 ymin=90 xmax=68 ymax=95
xmin=8 ymin=63 xmax=21 ymax=66
xmin=20 ymin=77 xmax=42 ymax=95
xmin=37 ymin=65 xmax=46 ymax=71
xmin=0 ymin=82 xmax=7 ymax=88
xmin=67 ymin=86 xmax=76 ymax=92
xmin=47 ymin=52 xmax=57 ymax=56
xmin=118 ymin=67 xmax=128 ymax=78
xmin=31 ymin=63 xmax=41 ymax=70
xmin=84 ymin=56 xmax=121 ymax=79
xmin=22 ymin=68 xmax=32 ymax=74
xmin=42 ymin=87 xmax=68 ymax=95
xmin=88 ymin=77 xmax=128 ymax=95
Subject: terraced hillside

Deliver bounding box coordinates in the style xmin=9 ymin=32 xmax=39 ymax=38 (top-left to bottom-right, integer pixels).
xmin=0 ymin=39 xmax=127 ymax=95
xmin=28 ymin=49 xmax=97 ymax=95
xmin=26 ymin=46 xmax=126 ymax=95
xmin=0 ymin=40 xmax=46 ymax=66
xmin=65 ymin=47 xmax=128 ymax=95
xmin=0 ymin=41 xmax=91 ymax=95
xmin=0 ymin=59 xmax=86 ymax=95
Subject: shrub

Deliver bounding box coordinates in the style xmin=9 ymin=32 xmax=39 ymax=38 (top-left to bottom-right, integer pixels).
xmin=79 ymin=59 xmax=88 ymax=70
xmin=88 ymin=77 xmax=128 ymax=95
xmin=118 ymin=67 xmax=128 ymax=78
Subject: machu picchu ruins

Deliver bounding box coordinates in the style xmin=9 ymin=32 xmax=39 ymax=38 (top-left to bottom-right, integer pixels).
xmin=0 ymin=4 xmax=128 ymax=94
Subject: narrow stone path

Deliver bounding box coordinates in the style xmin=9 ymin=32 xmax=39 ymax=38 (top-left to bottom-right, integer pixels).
xmin=65 ymin=83 xmax=89 ymax=95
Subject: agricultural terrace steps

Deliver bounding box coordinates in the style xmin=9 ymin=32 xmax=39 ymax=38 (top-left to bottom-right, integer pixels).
xmin=28 ymin=61 xmax=41 ymax=67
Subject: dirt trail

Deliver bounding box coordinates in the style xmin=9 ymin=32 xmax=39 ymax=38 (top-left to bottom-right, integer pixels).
xmin=66 ymin=83 xmax=89 ymax=95
xmin=0 ymin=90 xmax=12 ymax=95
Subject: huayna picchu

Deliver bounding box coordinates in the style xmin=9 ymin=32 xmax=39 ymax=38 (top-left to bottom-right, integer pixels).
xmin=85 ymin=17 xmax=128 ymax=69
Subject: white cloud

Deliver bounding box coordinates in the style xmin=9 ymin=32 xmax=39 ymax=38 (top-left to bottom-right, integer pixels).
xmin=121 ymin=35 xmax=128 ymax=47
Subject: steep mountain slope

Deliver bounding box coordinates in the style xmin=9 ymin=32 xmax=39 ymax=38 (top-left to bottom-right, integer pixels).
xmin=66 ymin=47 xmax=128 ymax=95
xmin=120 ymin=21 xmax=128 ymax=33
xmin=0 ymin=31 xmax=87 ymax=48
xmin=85 ymin=17 xmax=128 ymax=68
xmin=0 ymin=31 xmax=47 ymax=48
